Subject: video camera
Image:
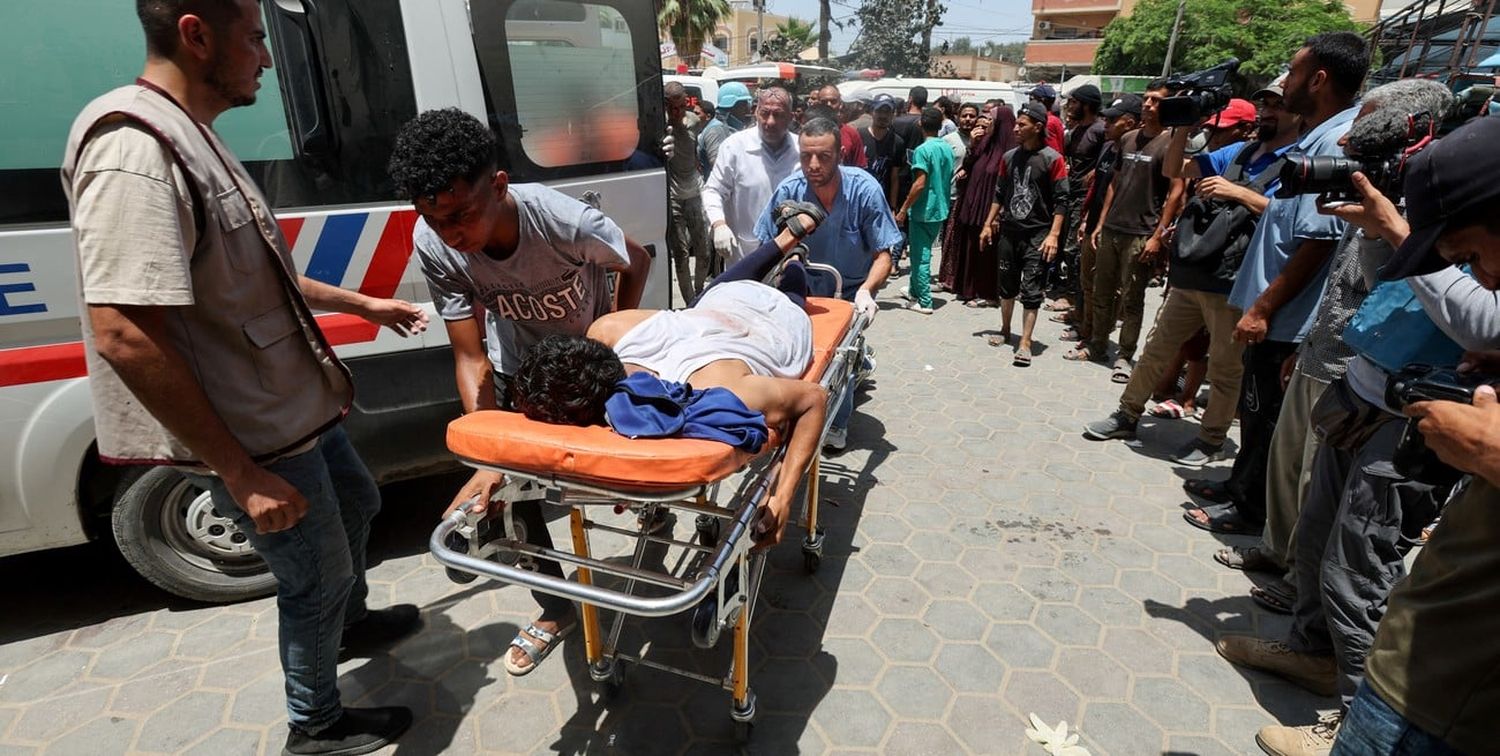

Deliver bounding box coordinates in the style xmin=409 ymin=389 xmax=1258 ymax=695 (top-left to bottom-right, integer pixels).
xmin=1275 ymin=112 xmax=1438 ymax=203
xmin=1385 ymin=364 xmax=1494 ymax=486
xmin=1158 ymin=58 xmax=1240 ymax=128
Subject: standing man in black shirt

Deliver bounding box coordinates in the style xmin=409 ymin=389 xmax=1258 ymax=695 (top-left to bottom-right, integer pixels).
xmin=1054 ymin=84 xmax=1105 ymax=314
xmin=1068 ymin=94 xmax=1141 ymax=352
xmin=978 ymin=102 xmax=1070 ymax=367
xmin=859 ymin=94 xmax=907 ymax=213
xmin=889 ymin=86 xmax=928 ymax=273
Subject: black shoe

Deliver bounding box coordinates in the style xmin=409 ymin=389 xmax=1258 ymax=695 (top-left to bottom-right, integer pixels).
xmin=284 ymin=706 xmax=412 ymax=756
xmin=341 ymin=605 xmax=422 ymax=658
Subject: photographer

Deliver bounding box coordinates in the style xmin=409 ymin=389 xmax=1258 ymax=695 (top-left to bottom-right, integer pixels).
xmin=1224 ymin=80 xmax=1455 ymax=615
xmin=1219 ymin=96 xmax=1500 ymax=756
xmin=1082 ymin=81 xmax=1298 ymax=466
xmin=1327 ymin=114 xmax=1500 ymax=756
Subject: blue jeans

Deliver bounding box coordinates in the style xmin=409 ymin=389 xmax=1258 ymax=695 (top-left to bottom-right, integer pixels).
xmin=186 ymin=425 xmax=380 ymax=732
xmin=1331 ymin=683 xmax=1459 ymax=756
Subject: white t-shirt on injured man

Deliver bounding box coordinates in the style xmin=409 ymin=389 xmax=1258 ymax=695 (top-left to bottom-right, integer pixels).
xmin=415 ymin=183 xmax=630 ymax=376
xmin=612 ymin=280 xmax=813 ymax=384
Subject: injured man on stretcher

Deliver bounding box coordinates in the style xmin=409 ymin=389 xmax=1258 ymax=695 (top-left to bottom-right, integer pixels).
xmin=511 ymin=202 xmax=834 ymax=547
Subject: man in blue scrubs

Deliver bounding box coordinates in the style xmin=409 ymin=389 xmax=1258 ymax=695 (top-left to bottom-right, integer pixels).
xmin=755 ymin=117 xmax=903 ymax=452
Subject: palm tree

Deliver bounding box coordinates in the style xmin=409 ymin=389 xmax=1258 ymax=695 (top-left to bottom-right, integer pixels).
xmin=659 ymin=0 xmax=732 ymax=68
xmin=776 ymin=17 xmax=816 ymax=49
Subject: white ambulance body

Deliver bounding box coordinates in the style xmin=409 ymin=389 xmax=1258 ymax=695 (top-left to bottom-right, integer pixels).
xmin=0 ymin=0 xmax=669 ymax=601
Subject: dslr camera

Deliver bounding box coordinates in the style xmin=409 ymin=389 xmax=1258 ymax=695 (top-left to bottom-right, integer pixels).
xmin=1275 ymin=112 xmax=1438 ymax=203
xmin=1159 ymin=58 xmax=1240 ymax=128
xmin=1385 ymin=364 xmax=1494 ymax=486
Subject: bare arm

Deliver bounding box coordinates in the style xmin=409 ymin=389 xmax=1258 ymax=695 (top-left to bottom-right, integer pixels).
xmin=444 ymin=317 xmax=498 ymax=414
xmin=863 ymin=250 xmax=893 ymax=294
xmin=897 ymin=170 xmax=928 ymax=219
xmin=88 ymin=304 xmax=309 ymax=533
xmin=298 ymin=275 xmax=428 ymax=336
xmin=614 ymin=238 xmax=651 ymax=311
xmin=1234 ymin=238 xmax=1337 ymax=343
xmin=1163 ymin=126 xmax=1201 ymax=180
xmin=1141 ymin=176 xmax=1187 ymax=262
xmin=736 ymin=376 xmax=829 ymax=548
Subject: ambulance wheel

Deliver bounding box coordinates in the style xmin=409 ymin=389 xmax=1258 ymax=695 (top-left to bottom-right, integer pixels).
xmin=113 ymin=466 xmax=275 ymax=603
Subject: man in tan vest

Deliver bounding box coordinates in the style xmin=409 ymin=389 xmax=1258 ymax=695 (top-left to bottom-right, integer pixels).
xmin=64 ymin=2 xmax=424 ymax=753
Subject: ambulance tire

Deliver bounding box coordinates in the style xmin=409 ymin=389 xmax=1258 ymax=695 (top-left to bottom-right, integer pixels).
xmin=113 ymin=466 xmax=276 ymax=603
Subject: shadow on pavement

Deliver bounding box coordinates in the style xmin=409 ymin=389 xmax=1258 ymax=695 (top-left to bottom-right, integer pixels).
xmin=1143 ymin=597 xmax=1335 ymax=727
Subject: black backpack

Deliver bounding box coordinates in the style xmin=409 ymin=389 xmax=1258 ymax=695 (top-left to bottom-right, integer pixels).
xmin=1171 ymin=143 xmax=1287 ymax=279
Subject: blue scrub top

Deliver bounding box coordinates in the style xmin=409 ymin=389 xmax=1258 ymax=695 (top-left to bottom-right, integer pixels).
xmin=755 ymin=166 xmax=904 ymax=300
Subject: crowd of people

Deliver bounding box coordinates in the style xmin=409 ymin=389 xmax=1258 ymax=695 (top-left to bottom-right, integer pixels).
xmin=663 ymin=30 xmax=1500 ymax=756
xmin=60 ymin=1 xmax=1500 ymax=753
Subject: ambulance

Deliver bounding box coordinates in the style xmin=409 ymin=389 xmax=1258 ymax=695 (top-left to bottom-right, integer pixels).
xmin=0 ymin=0 xmax=669 ymax=601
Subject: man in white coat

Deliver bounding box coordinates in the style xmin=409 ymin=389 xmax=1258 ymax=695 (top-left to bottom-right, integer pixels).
xmin=702 ymin=87 xmax=800 ymax=266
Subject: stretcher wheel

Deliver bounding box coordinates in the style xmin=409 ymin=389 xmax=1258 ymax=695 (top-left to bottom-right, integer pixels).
xmin=730 ymin=690 xmax=757 ymax=742
xmin=690 ymin=593 xmax=723 ymax=649
xmin=591 ymin=660 xmax=623 ymax=700
xmin=801 ymin=527 xmax=825 ymax=574
xmin=694 ymin=514 xmax=721 ymax=546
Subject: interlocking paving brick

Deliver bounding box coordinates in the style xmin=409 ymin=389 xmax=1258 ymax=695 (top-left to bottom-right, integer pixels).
xmin=1003 ymin=668 xmax=1082 ymax=729
xmin=35 ymin=715 xmax=137 ymax=756
xmin=0 ymin=281 xmax=1344 ymax=754
xmin=809 ymin=689 xmax=891 ymax=748
xmin=983 ymin=624 xmax=1057 ymax=670
xmin=134 ymin=692 xmax=229 ymax=753
xmin=1131 ymin=676 xmax=1212 ymax=732
xmin=1080 ymin=701 xmax=1165 ymax=755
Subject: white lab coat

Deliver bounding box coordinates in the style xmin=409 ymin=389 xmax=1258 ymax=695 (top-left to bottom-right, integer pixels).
xmin=701 ymin=127 xmax=801 ymax=264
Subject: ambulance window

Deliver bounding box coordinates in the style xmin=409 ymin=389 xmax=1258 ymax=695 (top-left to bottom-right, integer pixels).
xmin=469 ymin=0 xmax=664 ymax=182
xmin=0 ymin=0 xmax=416 ymax=225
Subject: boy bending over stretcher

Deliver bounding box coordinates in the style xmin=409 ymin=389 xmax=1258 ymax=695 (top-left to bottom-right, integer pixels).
xmin=513 ymin=203 xmax=833 ymax=547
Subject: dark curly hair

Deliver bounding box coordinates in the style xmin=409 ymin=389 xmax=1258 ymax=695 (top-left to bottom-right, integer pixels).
xmin=514 ymin=336 xmax=626 ymax=427
xmin=387 ymin=108 xmax=498 ymax=201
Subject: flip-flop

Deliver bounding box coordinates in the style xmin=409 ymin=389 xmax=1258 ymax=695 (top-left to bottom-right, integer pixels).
xmin=1012 ymin=347 xmax=1033 ymax=367
xmin=504 ymin=620 xmax=577 ymax=676
xmin=1213 ymin=545 xmax=1282 ymax=573
xmin=987 ymin=332 xmax=1012 ymax=348
xmin=1048 ymin=312 xmax=1074 ymax=324
xmin=1060 ymin=327 xmax=1084 ymax=342
xmin=1148 ymin=399 xmax=1186 ymax=419
xmin=1062 ymin=345 xmax=1095 ymax=362
xmin=1111 ymin=360 xmax=1133 ymax=384
xmin=1043 ymin=301 xmax=1073 ymax=312
xmin=1183 ymin=478 xmax=1233 ymax=503
xmin=1182 ymin=505 xmax=1258 ymax=535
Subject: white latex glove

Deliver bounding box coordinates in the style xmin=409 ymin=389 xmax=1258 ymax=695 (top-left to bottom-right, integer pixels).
xmin=854 ymin=289 xmax=877 ymax=322
xmin=712 ymin=224 xmax=737 ymax=259
xmin=662 ymin=133 xmax=675 ymax=160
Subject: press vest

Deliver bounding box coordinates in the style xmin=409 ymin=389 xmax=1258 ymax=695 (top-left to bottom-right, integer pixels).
xmin=62 ymin=83 xmax=353 ymax=466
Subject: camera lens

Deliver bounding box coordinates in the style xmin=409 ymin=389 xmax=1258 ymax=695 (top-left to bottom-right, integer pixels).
xmin=1278 ymin=155 xmax=1362 ymax=197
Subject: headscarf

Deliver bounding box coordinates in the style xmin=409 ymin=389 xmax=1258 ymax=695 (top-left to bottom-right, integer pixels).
xmin=955 ymin=103 xmax=1017 ymax=226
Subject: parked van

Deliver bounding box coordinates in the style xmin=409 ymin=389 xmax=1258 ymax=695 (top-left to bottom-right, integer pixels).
xmin=0 ymin=0 xmax=669 ymax=602
xmin=838 ymin=77 xmax=1026 ymax=112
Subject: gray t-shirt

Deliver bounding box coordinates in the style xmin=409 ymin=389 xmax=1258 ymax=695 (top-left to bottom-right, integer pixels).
xmin=415 ymin=183 xmax=630 ymax=375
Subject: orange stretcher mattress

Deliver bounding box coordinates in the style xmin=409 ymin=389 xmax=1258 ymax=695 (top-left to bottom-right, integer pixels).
xmin=446 ymin=297 xmax=856 ymax=492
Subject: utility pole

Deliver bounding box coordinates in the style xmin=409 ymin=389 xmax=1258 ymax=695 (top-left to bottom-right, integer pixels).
xmin=819 ymin=0 xmax=831 ymax=59
xmin=1162 ymin=0 xmax=1187 ymax=76
xmin=755 ymin=0 xmax=765 ymax=62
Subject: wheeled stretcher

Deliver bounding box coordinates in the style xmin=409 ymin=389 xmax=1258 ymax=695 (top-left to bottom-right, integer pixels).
xmin=428 ymin=294 xmax=867 ymax=738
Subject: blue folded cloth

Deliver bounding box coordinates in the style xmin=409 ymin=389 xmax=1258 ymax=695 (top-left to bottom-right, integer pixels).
xmin=604 ymin=373 xmax=769 ymax=452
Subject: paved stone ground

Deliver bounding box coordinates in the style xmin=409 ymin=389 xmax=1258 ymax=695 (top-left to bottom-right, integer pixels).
xmin=0 ymin=271 xmax=1338 ymax=755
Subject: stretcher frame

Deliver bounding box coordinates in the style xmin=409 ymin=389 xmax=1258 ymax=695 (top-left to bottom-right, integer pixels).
xmin=429 ymin=289 xmax=868 ymax=738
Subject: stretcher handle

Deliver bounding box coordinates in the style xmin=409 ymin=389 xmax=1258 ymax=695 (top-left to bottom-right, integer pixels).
xmin=428 ymin=485 xmax=767 ymax=618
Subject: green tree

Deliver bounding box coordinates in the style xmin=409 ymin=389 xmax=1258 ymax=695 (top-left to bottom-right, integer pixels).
xmin=658 ymin=0 xmax=732 ymax=68
xmin=760 ymin=17 xmax=815 ymax=61
xmin=982 ymin=40 xmax=1027 ymax=62
xmin=846 ymin=0 xmax=948 ymax=76
xmin=1093 ymin=0 xmax=1355 ymax=85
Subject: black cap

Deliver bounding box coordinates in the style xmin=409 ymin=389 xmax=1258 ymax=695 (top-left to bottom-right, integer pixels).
xmin=1070 ymin=84 xmax=1103 ymax=107
xmin=1101 ymin=93 xmax=1142 ymax=119
xmin=1380 ymin=116 xmax=1500 ymax=280
xmin=1019 ymin=101 xmax=1050 ymax=126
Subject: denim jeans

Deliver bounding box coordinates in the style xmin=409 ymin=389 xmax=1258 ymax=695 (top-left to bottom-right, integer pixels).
xmin=1331 ymin=683 xmax=1459 ymax=756
xmin=185 ymin=425 xmax=380 ymax=732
